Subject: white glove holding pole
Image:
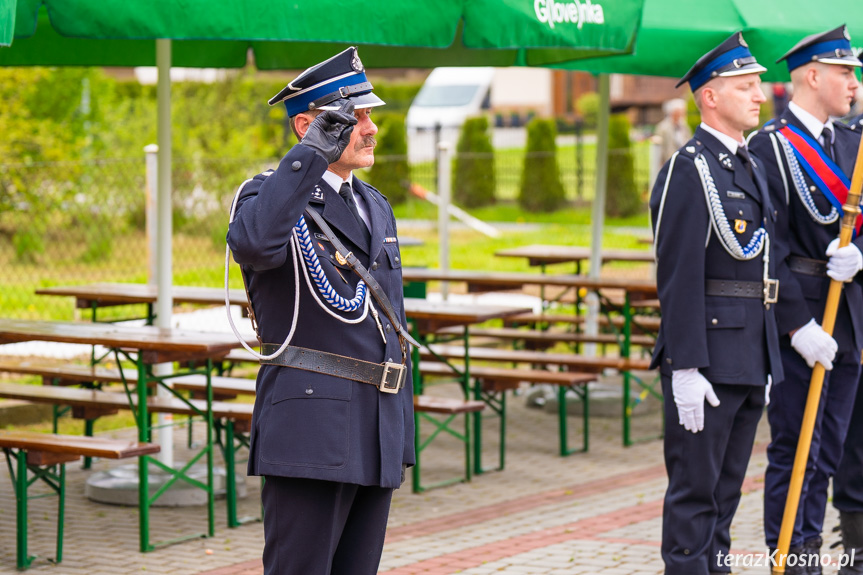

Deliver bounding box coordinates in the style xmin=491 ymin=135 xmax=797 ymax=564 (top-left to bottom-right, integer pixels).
xmin=671 ymin=368 xmax=720 ymax=433
xmin=826 ymin=238 xmax=863 ymax=282
xmin=790 ymin=318 xmax=837 ymax=370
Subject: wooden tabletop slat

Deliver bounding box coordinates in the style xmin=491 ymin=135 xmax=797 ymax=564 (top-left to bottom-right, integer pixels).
xmin=494 ymin=245 xmax=655 ymax=266
xmin=401 ymin=270 xmax=657 ymax=295
xmin=0 ymin=429 xmax=161 ymax=459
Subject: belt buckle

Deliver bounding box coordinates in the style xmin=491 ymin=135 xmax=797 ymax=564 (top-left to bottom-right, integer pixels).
xmin=379 ymin=362 xmax=404 ymax=394
xmin=763 ymin=279 xmax=779 ymax=305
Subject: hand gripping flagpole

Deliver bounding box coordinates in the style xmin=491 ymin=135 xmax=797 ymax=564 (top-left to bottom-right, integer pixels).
xmin=773 ymin=137 xmax=863 ymax=574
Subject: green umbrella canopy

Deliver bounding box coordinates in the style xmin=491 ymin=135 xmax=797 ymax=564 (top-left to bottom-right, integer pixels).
xmin=557 ymin=0 xmax=863 ymax=82
xmin=1 ymin=0 xmax=645 ymax=67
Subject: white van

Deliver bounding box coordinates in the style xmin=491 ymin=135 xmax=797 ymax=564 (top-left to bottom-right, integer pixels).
xmin=406 ymin=67 xmax=496 ymax=130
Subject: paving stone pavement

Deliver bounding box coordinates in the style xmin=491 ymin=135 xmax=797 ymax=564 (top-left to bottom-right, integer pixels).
xmin=0 ymin=379 xmax=850 ymax=575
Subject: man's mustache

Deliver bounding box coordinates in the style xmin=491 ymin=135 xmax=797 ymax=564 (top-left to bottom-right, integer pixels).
xmin=356 ymin=136 xmax=376 ymax=150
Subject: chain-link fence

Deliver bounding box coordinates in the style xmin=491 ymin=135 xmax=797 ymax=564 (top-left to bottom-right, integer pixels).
xmin=2 ymin=127 xmax=652 ymax=320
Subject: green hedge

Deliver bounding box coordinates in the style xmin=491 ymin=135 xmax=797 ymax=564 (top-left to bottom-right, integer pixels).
xmin=367 ymin=113 xmax=410 ymax=205
xmin=519 ymin=118 xmax=565 ymax=213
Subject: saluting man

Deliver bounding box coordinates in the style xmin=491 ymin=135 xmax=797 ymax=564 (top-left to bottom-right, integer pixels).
xmin=650 ymin=32 xmax=793 ymax=575
xmin=227 ymin=47 xmax=414 ymax=575
xmin=748 ymin=25 xmax=861 ymax=574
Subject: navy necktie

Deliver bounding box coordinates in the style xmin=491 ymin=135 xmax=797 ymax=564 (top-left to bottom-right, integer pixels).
xmin=737 ymin=145 xmax=753 ymax=179
xmin=339 ymin=182 xmax=370 ymax=242
xmin=822 ymin=125 xmax=835 ymax=162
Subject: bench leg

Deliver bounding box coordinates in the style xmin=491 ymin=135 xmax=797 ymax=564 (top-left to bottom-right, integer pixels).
xmin=475 ymin=389 xmax=506 ymax=474
xmin=15 ymin=450 xmax=31 ymax=570
xmin=558 ymin=384 xmax=589 ymax=456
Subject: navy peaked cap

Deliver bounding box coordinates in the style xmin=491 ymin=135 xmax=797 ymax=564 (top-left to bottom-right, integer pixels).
xmin=268 ymin=47 xmax=385 ymax=116
xmin=676 ymin=32 xmax=766 ymax=91
xmin=777 ymin=25 xmax=861 ymax=72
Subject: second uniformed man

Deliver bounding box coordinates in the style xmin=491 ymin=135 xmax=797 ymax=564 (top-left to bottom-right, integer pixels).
xmin=748 ymin=25 xmax=861 ymax=574
xmin=650 ymin=32 xmax=795 ymax=575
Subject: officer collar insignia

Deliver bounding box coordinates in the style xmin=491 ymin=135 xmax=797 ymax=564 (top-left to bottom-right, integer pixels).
xmin=310 ymin=185 xmax=325 ymax=203
xmin=718 ymin=152 xmax=734 ymax=170
xmin=686 ymin=146 xmax=696 ymax=154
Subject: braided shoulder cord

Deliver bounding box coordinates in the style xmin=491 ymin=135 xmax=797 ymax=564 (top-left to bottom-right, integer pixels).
xmin=294 ymin=214 xmax=367 ymax=312
xmin=776 ymin=133 xmax=839 ymax=226
xmin=694 ymin=154 xmax=766 ymax=261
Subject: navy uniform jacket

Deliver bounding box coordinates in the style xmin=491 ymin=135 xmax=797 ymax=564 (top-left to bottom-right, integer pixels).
xmin=749 ymin=110 xmax=863 ymax=354
xmin=227 ymin=144 xmax=414 ymax=489
xmin=649 ymin=126 xmax=784 ymax=386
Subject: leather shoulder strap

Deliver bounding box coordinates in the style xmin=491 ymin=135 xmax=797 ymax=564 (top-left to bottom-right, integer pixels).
xmin=304 ymin=207 xmax=420 ymax=350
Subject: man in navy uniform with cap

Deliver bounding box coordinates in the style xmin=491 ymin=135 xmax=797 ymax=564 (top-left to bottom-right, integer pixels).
xmin=650 ymin=32 xmax=814 ymax=575
xmin=227 ymin=47 xmax=414 ymax=575
xmin=749 ymin=25 xmax=861 ymax=574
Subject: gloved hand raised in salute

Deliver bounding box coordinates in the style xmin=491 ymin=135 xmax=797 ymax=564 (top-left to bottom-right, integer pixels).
xmin=301 ymin=99 xmax=358 ymax=164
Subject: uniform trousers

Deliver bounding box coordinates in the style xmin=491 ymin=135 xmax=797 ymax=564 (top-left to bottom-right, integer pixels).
xmin=661 ymin=375 xmax=765 ymax=575
xmin=834 ymin=367 xmax=863 ymax=514
xmin=764 ymin=343 xmax=861 ymax=547
xmin=262 ymin=476 xmax=393 ymax=575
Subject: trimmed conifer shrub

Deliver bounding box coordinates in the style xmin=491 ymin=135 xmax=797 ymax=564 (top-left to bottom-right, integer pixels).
xmin=452 ymin=116 xmax=496 ymax=208
xmin=605 ymin=113 xmax=641 ymax=218
xmin=518 ymin=117 xmax=566 ymax=213
xmin=367 ymin=113 xmax=410 ymax=205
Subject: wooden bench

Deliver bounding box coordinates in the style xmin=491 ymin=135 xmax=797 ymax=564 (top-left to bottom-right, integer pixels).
xmin=419 ymin=362 xmax=596 ymax=472
xmin=435 ymin=326 xmax=655 ymax=349
xmin=411 ymin=394 xmax=485 ymax=493
xmin=0 ymin=430 xmax=159 ymax=570
xmin=0 ymin=381 xmax=254 ymax=529
xmin=505 ymin=312 xmax=662 ymax=335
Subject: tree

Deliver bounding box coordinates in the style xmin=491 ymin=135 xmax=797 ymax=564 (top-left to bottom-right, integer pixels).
xmin=452 ymin=116 xmax=495 ymax=208
xmin=367 ymin=113 xmax=410 ymax=205
xmin=605 ymin=113 xmax=641 ymax=218
xmin=519 ymin=117 xmax=566 ymax=213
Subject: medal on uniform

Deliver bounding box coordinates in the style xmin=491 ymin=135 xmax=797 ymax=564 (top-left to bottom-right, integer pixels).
xmin=734 ymin=219 xmax=747 ymax=233
xmin=719 ymin=152 xmax=734 ymax=170
xmin=335 ymin=251 xmax=347 ymax=265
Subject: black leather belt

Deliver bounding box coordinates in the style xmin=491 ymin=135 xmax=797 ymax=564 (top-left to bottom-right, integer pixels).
xmin=788 ymin=256 xmax=828 ymax=277
xmin=705 ymin=279 xmax=779 ymax=304
xmin=259 ymin=343 xmax=406 ymax=394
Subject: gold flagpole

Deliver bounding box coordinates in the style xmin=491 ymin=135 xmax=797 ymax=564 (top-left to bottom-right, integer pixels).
xmin=773 ymin=137 xmax=863 ymax=574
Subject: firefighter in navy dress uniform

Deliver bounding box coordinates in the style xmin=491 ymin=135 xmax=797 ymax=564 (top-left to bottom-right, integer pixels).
xmin=748 ymin=25 xmax=861 ymax=574
xmin=649 ymin=32 xmax=818 ymax=575
xmin=227 ymin=47 xmax=414 ymax=575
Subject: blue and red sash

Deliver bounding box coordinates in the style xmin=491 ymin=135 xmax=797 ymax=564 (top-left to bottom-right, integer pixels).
xmin=779 ymin=124 xmax=862 ymax=235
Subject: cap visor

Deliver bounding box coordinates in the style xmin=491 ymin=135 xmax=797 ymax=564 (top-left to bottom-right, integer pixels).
xmin=718 ymin=63 xmax=768 ymax=78
xmin=815 ymin=56 xmax=862 ymax=67
xmin=317 ymin=92 xmax=385 ymax=111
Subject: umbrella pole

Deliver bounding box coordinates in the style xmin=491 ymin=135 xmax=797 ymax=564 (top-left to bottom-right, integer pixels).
xmin=773 ymin=137 xmax=863 ymax=574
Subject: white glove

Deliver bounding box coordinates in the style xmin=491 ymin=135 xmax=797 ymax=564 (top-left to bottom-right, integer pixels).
xmin=790 ymin=318 xmax=837 ymax=370
xmin=765 ymin=374 xmax=772 ymax=407
xmin=826 ymin=238 xmax=863 ymax=282
xmin=671 ymin=368 xmax=720 ymax=433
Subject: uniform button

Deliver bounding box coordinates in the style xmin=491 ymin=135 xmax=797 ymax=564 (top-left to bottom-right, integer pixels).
xmin=666 ymin=358 xmax=672 ymax=364
xmin=385 ymin=324 xmax=392 ymax=333
xmin=388 ymin=358 xmax=393 ymax=363
xmin=395 ymin=256 xmax=400 ymax=263
xmin=305 ymin=388 xmax=313 ymax=395
xmin=810 ymin=185 xmax=817 ymax=192
xmin=683 ymin=549 xmax=690 ymax=555
xmin=738 ymin=210 xmax=744 ymax=215
xmin=292 ymin=161 xmax=302 ymax=171
xmin=712 ymin=318 xmax=718 ymax=325
xmin=371 ymin=262 xmax=379 ymax=271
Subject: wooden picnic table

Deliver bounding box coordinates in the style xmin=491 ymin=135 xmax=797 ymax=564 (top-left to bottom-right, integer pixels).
xmin=0 ymin=318 xmax=257 ymax=552
xmin=494 ymin=244 xmax=654 ymax=273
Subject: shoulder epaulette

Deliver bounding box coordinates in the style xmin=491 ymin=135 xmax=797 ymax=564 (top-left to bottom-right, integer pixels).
xmin=262 ymin=170 xmax=275 ymax=177
xmin=680 ymin=139 xmax=703 ymax=156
